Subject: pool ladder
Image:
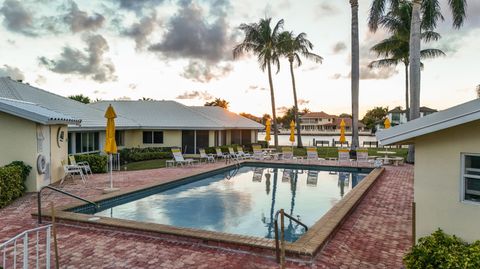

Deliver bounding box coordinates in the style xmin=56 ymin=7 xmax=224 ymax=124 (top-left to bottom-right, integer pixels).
xmin=37 ymin=186 xmax=98 ymax=224
xmin=274 ymin=209 xmax=308 ymax=264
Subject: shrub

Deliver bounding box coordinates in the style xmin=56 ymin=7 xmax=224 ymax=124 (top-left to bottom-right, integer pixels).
xmin=404 ymin=229 xmax=480 ymax=269
xmin=0 ymin=164 xmax=27 ymax=208
xmin=74 ymin=154 xmax=108 ymax=173
xmin=118 ymin=147 xmax=172 ymax=163
xmin=5 ymin=161 xmax=32 ymax=190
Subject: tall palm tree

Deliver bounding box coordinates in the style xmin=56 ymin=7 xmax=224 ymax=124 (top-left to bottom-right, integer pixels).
xmin=369 ymin=1 xmax=445 ymax=119
xmin=278 ymin=31 xmax=323 ymax=148
xmin=350 ymin=0 xmax=360 ymax=150
xmin=368 ymin=0 xmax=467 ymax=162
xmin=233 ymin=18 xmax=284 ymax=147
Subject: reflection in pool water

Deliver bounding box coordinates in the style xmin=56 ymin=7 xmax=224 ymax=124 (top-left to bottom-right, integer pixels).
xmin=95 ymin=166 xmax=368 ymax=242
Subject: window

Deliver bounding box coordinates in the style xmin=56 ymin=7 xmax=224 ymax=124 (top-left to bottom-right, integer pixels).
xmin=115 ymin=131 xmax=125 ymax=147
xmin=143 ymin=131 xmax=164 ymax=144
xmin=391 ymin=113 xmax=400 ymax=122
xmin=74 ymin=132 xmax=99 ymax=153
xmin=462 ymin=154 xmax=480 ymax=202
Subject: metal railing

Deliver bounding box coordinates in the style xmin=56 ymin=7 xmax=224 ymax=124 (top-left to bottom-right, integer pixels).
xmin=107 ymin=153 xmax=121 ymax=171
xmin=274 ymin=209 xmax=308 ymax=264
xmin=1 ymin=225 xmax=52 ymax=269
xmin=37 ymin=186 xmax=97 ymax=224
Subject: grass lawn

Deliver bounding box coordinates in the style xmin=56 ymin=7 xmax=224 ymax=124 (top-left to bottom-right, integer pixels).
xmin=291 ymin=147 xmax=408 ymax=159
xmin=121 ymin=159 xmax=167 ymax=171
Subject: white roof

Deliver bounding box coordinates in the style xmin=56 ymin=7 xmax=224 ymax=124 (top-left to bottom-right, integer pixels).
xmin=0 ymin=97 xmax=81 ymax=125
xmin=376 ymin=98 xmax=480 ymax=145
xmin=89 ymin=101 xmax=264 ymax=130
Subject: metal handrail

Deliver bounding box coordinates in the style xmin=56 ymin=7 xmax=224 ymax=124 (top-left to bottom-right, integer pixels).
xmin=37 ymin=186 xmax=98 ymax=224
xmin=274 ymin=209 xmax=308 ymax=263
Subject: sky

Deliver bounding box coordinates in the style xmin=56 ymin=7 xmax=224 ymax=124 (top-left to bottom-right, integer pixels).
xmin=0 ymin=0 xmax=479 ymax=117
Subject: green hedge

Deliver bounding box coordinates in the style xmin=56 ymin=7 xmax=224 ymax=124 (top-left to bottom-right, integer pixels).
xmin=404 ymin=229 xmax=480 ymax=268
xmin=74 ymin=154 xmax=108 ymax=173
xmin=119 ymin=147 xmax=172 ymax=163
xmin=0 ymin=161 xmax=31 ymax=208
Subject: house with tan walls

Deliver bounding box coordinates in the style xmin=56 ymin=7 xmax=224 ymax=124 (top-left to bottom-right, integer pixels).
xmin=376 ymin=98 xmax=480 ymax=242
xmin=0 ymin=97 xmax=81 ymax=191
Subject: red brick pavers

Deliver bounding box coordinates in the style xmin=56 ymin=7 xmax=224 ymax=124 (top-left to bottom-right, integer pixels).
xmin=0 ymin=163 xmax=413 ymax=268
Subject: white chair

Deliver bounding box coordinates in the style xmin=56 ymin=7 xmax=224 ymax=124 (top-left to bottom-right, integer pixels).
xmin=252 ymin=144 xmax=269 ymax=160
xmin=228 ymin=147 xmax=243 ymax=160
xmin=306 ymin=147 xmax=324 ymax=162
xmin=61 ymin=162 xmax=86 ymax=184
xmin=171 ymin=148 xmax=198 ymax=166
xmin=215 ymin=148 xmax=229 ymax=160
xmin=356 ymin=149 xmax=373 ymax=167
xmin=338 ymin=149 xmax=351 ymax=164
xmin=69 ymin=155 xmax=92 ymax=177
xmin=236 ymin=146 xmax=252 ymax=159
xmin=199 ymin=148 xmax=215 ymax=163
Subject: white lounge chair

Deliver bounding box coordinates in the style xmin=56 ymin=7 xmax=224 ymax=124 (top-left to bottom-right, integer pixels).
xmin=338 ymin=149 xmax=351 ymax=164
xmin=60 ymin=160 xmax=86 ymax=184
xmin=252 ymin=144 xmax=269 ymax=160
xmin=306 ymin=147 xmax=324 ymax=162
xmin=215 ymin=148 xmax=229 ymax=160
xmin=356 ymin=149 xmax=373 ymax=167
xmin=236 ymin=146 xmax=252 ymax=159
xmin=69 ymin=155 xmax=92 ymax=177
xmin=199 ymin=148 xmax=215 ymax=163
xmin=228 ymin=147 xmax=244 ymax=160
xmin=171 ymin=148 xmax=198 ymax=166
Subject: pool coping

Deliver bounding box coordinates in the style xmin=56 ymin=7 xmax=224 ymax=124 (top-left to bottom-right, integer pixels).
xmin=33 ymin=161 xmax=384 ymax=260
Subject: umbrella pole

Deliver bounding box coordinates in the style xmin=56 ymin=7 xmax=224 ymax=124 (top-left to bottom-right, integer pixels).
xmin=109 ymin=153 xmax=113 ymax=189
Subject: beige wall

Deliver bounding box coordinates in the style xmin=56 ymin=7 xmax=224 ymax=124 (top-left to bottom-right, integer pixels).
xmin=0 ymin=112 xmax=37 ymax=191
xmin=123 ymin=129 xmax=182 ymax=148
xmin=49 ymin=125 xmax=68 ymax=184
xmin=414 ymin=120 xmax=480 ymax=242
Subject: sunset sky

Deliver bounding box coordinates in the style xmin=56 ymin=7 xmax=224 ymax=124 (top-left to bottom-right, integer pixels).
xmin=0 ymin=0 xmax=479 ymax=117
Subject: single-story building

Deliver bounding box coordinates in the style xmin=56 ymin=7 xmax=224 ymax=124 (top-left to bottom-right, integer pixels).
xmin=376 ymin=98 xmax=480 ymax=242
xmin=0 ymin=97 xmax=81 ymax=191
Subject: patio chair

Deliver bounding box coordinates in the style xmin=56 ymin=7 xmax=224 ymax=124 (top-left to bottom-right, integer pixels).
xmin=356 ymin=149 xmax=373 ymax=167
xmin=215 ymin=148 xmax=230 ymax=160
xmin=198 ymin=148 xmax=215 ymax=163
xmin=228 ymin=147 xmax=243 ymax=160
xmin=338 ymin=149 xmax=351 ymax=164
xmin=60 ymin=160 xmax=86 ymax=184
xmin=252 ymin=144 xmax=270 ymax=160
xmin=171 ymin=148 xmax=198 ymax=166
xmin=306 ymin=147 xmax=324 ymax=162
xmin=69 ymin=155 xmax=92 ymax=177
xmin=236 ymin=146 xmax=252 ymax=159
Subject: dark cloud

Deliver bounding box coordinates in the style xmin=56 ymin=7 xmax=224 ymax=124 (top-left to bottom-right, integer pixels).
xmin=176 ymin=90 xmax=213 ymax=100
xmin=0 ymin=0 xmax=35 ymax=36
xmin=332 ymin=41 xmax=347 ymax=54
xmin=0 ymin=65 xmax=25 ymax=80
xmin=122 ymin=13 xmax=158 ymax=50
xmin=181 ymin=61 xmax=233 ymax=83
xmin=39 ymin=34 xmax=116 ymax=82
xmin=115 ymin=0 xmax=166 ymax=13
xmin=148 ymin=0 xmax=232 ymax=63
xmin=64 ymin=1 xmax=105 ymax=33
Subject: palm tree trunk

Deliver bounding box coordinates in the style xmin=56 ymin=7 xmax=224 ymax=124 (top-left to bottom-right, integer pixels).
xmin=267 ymin=59 xmax=279 ymax=147
xmin=405 ymin=62 xmax=409 ymax=121
xmin=289 ymin=59 xmax=303 ymax=148
xmin=350 ymin=0 xmax=360 ymax=150
xmin=407 ymin=0 xmax=422 ymax=163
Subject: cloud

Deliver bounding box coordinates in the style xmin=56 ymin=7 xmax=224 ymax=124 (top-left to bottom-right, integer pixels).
xmin=128 ymin=83 xmax=137 ymax=90
xmin=276 ymin=106 xmax=289 ymax=115
xmin=358 ymin=65 xmax=398 ymax=80
xmin=39 ymin=34 xmax=116 ymax=82
xmin=297 ymin=99 xmax=309 ymax=106
xmin=176 ymin=90 xmax=213 ymax=100
xmin=0 ymin=0 xmax=35 ymax=36
xmin=181 ymin=61 xmax=233 ymax=83
xmin=0 ymin=65 xmax=25 ymax=80
xmin=246 ymin=85 xmax=266 ymax=92
xmin=148 ymin=0 xmax=232 ymax=63
xmin=332 ymin=41 xmax=347 ymax=54
xmin=330 ymin=73 xmax=342 ymax=80
xmin=115 ymin=0 xmax=166 ymax=13
xmin=35 ymin=75 xmax=47 ymax=85
xmin=314 ymin=2 xmax=340 ymax=17
xmin=63 ymin=1 xmax=105 ymax=33
xmin=122 ymin=12 xmax=158 ymax=50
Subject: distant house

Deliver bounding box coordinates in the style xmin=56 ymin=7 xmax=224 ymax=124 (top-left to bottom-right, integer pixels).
xmin=299 ymin=111 xmax=367 ymax=132
xmin=375 ymin=106 xmax=437 ymax=130
xmin=376 ymin=98 xmax=480 ymax=242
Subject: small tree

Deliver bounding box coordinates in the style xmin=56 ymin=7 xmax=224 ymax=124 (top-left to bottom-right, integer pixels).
xmin=68 ymin=94 xmax=91 ymax=104
xmin=204 ymin=98 xmax=229 ymax=109
xmin=361 ymin=107 xmax=389 ymax=131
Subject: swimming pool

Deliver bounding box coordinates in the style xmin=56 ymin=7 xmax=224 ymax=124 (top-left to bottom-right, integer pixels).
xmin=73 ymin=163 xmax=370 ymax=243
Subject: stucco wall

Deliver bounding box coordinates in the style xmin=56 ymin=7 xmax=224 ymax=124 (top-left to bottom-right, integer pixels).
xmin=49 ymin=125 xmax=68 ymax=184
xmin=123 ymin=130 xmax=182 ymax=148
xmin=0 ymin=112 xmax=37 ymax=191
xmin=414 ymin=120 xmax=480 ymax=242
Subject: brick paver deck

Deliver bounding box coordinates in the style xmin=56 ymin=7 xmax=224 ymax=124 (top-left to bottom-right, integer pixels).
xmin=0 ymin=163 xmax=413 ymax=268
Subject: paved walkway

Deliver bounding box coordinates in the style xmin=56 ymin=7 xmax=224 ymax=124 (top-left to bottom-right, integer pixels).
xmin=0 ymin=163 xmax=413 ymax=268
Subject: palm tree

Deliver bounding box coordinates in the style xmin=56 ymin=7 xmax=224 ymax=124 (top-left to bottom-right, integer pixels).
xmin=350 ymin=0 xmax=360 ymax=150
xmin=368 ymin=1 xmax=445 ymax=120
xmin=278 ymin=31 xmax=323 ymax=148
xmin=368 ymin=0 xmax=467 ymax=162
xmin=204 ymin=98 xmax=229 ymax=109
xmin=233 ymin=18 xmax=284 ymax=147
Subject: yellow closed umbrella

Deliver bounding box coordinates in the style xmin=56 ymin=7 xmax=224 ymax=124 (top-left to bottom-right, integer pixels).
xmin=339 ymin=119 xmax=346 ymax=145
xmin=265 ymin=119 xmax=271 ymax=144
xmin=384 ymin=117 xmax=391 ymax=129
xmin=104 ymin=104 xmax=118 ymax=191
xmin=289 ymin=120 xmax=295 ymax=144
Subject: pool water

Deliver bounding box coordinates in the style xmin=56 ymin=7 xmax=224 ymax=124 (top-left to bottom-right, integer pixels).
xmin=93 ymin=165 xmax=368 ymax=242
